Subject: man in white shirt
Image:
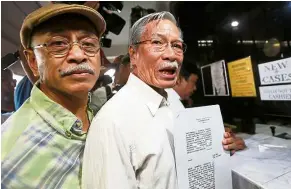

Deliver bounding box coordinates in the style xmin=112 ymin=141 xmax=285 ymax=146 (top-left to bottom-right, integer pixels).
xmin=83 ymin=11 xmax=185 ymax=189
xmin=82 ymin=11 xmax=237 ymax=189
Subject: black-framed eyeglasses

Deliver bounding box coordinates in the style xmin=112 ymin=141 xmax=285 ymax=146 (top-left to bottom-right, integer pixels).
xmin=32 ymin=36 xmax=100 ymax=57
xmin=134 ymin=39 xmax=187 ymax=54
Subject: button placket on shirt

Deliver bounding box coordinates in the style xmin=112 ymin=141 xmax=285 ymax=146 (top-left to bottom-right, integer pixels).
xmin=65 ymin=130 xmax=72 ymax=138
xmin=70 ymin=120 xmax=84 ymax=136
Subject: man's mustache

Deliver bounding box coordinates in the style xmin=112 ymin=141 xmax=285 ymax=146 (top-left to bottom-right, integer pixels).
xmin=60 ymin=63 xmax=95 ymax=77
xmin=158 ymin=61 xmax=179 ymax=70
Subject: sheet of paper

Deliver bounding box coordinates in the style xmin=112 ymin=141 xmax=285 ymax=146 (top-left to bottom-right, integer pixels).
xmin=174 ymin=105 xmax=232 ymax=189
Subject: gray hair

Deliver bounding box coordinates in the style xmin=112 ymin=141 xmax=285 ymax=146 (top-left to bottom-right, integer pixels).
xmin=129 ymin=11 xmax=182 ymax=47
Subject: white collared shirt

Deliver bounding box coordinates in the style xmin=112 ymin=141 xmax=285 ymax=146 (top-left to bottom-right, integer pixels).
xmin=82 ymin=74 xmax=178 ymax=189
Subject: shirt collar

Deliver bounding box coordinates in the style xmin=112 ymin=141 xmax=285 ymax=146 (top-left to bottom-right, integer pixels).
xmin=166 ymin=88 xmax=181 ymax=101
xmin=126 ymin=73 xmax=165 ymax=116
xmin=29 ymin=82 xmax=93 ymax=140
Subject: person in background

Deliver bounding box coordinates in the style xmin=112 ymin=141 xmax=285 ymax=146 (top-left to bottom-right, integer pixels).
xmin=1 ymin=3 xmax=105 ymax=188
xmin=101 ymin=75 xmax=113 ymax=99
xmin=112 ymin=53 xmax=131 ymax=92
xmin=111 ymin=55 xmax=124 ymax=87
xmin=173 ymin=62 xmax=199 ymax=108
xmin=14 ymin=76 xmax=33 ymax=110
xmin=90 ymin=53 xmax=130 ymax=111
xmin=1 ymin=69 xmax=16 ymax=114
xmin=1 ymin=69 xmax=16 ymax=123
xmin=13 ymin=45 xmax=40 ymax=111
xmin=90 ymin=75 xmax=113 ymax=113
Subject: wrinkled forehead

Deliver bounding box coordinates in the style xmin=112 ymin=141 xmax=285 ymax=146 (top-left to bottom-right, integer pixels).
xmin=142 ymin=19 xmax=182 ymax=41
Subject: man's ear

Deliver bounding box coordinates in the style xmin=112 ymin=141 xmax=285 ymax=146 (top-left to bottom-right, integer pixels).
xmin=129 ymin=46 xmax=137 ymax=67
xmin=23 ymin=49 xmax=40 ymax=79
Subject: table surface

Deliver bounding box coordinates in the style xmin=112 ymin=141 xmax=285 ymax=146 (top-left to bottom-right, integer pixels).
xmin=231 ymin=124 xmax=291 ymax=189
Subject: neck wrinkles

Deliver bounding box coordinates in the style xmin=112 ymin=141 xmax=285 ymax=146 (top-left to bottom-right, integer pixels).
xmin=39 ymin=83 xmax=88 ymax=117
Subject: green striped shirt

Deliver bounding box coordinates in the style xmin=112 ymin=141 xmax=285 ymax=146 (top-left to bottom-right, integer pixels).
xmin=1 ymin=84 xmax=93 ymax=189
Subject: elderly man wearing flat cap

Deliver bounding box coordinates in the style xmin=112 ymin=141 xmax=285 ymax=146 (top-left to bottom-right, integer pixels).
xmin=1 ymin=3 xmax=105 ymax=188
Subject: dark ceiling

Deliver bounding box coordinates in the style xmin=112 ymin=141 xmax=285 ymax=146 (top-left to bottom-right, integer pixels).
xmin=171 ymin=1 xmax=290 ymax=41
xmin=170 ymin=2 xmax=291 ymax=118
xmin=170 ymin=1 xmax=291 ymax=64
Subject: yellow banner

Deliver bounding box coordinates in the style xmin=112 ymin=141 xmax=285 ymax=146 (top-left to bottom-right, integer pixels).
xmin=228 ymin=56 xmax=257 ymax=97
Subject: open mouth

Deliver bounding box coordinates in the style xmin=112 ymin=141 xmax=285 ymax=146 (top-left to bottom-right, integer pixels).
xmin=158 ymin=67 xmax=177 ymax=78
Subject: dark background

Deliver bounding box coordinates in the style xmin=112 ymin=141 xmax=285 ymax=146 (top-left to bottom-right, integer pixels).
xmin=170 ymin=1 xmax=291 ymax=132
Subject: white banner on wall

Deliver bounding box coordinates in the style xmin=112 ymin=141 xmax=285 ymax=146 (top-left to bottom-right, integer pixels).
xmin=259 ymin=84 xmax=291 ymax=101
xmin=201 ymin=60 xmax=230 ymax=96
xmin=258 ymin=57 xmax=291 ymax=85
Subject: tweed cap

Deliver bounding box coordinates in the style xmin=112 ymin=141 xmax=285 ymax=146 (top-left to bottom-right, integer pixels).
xmin=20 ymin=3 xmax=106 ymax=49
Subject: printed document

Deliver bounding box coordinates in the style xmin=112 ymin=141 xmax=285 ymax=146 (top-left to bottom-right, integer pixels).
xmin=174 ymin=105 xmax=232 ymax=189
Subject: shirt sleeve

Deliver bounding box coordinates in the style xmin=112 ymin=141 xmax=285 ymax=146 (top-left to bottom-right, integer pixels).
xmin=82 ymin=115 xmax=136 ymax=189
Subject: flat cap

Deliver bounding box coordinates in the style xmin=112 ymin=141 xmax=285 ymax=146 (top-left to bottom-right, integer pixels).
xmin=20 ymin=3 xmax=106 ymax=49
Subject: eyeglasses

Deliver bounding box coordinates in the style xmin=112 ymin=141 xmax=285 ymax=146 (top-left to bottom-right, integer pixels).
xmin=32 ymin=36 xmax=100 ymax=57
xmin=134 ymin=39 xmax=187 ymax=54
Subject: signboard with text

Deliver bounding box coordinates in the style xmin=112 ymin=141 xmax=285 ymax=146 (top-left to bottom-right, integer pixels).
xmin=227 ymin=56 xmax=257 ymax=97
xmin=258 ymin=57 xmax=291 ymax=85
xmin=259 ymin=85 xmax=291 ymax=101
